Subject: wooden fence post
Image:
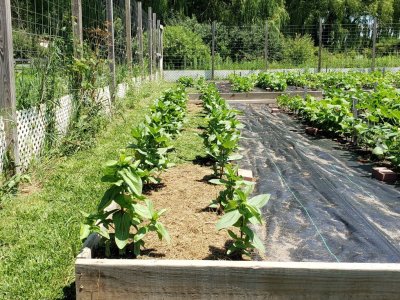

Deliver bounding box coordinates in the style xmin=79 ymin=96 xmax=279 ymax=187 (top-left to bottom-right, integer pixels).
xmin=211 ymin=21 xmax=216 ymax=80
xmin=125 ymin=0 xmax=132 ymax=70
xmin=148 ymin=7 xmax=153 ymax=79
xmin=160 ymin=24 xmax=164 ymax=77
xmin=156 ymin=19 xmax=161 ymax=76
xmin=106 ymin=0 xmax=116 ymax=101
xmin=264 ymin=20 xmax=269 ymax=70
xmin=71 ymin=0 xmax=83 ymax=58
xmin=152 ymin=13 xmax=157 ymax=78
xmin=371 ymin=17 xmax=377 ymax=72
xmin=0 ymin=0 xmax=20 ymax=174
xmin=318 ymin=18 xmax=323 ymax=72
xmin=137 ymin=1 xmax=143 ymax=77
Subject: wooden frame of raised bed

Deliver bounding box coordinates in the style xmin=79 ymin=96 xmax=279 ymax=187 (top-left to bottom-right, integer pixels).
xmin=188 ymin=90 xmax=323 ymax=104
xmin=76 ymin=235 xmax=400 ymax=300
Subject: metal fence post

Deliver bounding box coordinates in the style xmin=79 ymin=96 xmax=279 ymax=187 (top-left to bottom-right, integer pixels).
xmin=71 ymin=0 xmax=83 ymax=58
xmin=371 ymin=17 xmax=377 ymax=72
xmin=148 ymin=7 xmax=153 ymax=79
xmin=318 ymin=18 xmax=323 ymax=72
xmin=0 ymin=0 xmax=20 ymax=174
xmin=125 ymin=0 xmax=132 ymax=70
xmin=137 ymin=1 xmax=143 ymax=77
xmin=106 ymin=0 xmax=116 ymax=101
xmin=211 ymin=21 xmax=216 ymax=80
xmin=264 ymin=20 xmax=269 ymax=70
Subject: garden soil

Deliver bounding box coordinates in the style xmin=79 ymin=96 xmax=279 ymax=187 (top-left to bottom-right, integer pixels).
xmin=235 ymin=103 xmax=400 ymax=263
xmin=140 ymin=164 xmax=234 ymax=260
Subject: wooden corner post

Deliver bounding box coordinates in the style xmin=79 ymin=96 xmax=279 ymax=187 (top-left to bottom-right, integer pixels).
xmin=125 ymin=0 xmax=132 ymax=70
xmin=0 ymin=0 xmax=20 ymax=174
xmin=106 ymin=0 xmax=116 ymax=101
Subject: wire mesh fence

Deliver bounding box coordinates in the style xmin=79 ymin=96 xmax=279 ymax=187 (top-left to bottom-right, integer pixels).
xmin=163 ymin=20 xmax=400 ymax=73
xmin=1 ymin=0 xmax=162 ymax=172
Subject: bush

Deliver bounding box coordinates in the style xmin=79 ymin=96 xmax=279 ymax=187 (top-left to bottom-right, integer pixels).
xmin=164 ymin=26 xmax=211 ymax=69
xmin=283 ymin=34 xmax=315 ymax=66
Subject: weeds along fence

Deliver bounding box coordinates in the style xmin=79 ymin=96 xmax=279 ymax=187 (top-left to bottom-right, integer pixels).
xmin=163 ymin=19 xmax=400 ymax=80
xmin=0 ymin=0 xmax=164 ymax=174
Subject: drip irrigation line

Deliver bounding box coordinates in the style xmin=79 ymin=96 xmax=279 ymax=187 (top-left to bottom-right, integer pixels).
xmin=264 ymin=143 xmax=341 ymax=263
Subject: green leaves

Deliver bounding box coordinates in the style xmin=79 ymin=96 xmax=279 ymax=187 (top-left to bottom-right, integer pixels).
xmin=228 ymin=74 xmax=256 ymax=92
xmin=216 ymin=210 xmax=241 ymax=230
xmin=113 ymin=211 xmax=131 ymax=249
xmin=201 ymin=84 xmax=244 ymax=177
xmin=200 ymin=84 xmax=270 ymax=258
xmin=248 ymin=194 xmax=271 ymax=209
xmin=80 ymin=86 xmax=188 ymax=257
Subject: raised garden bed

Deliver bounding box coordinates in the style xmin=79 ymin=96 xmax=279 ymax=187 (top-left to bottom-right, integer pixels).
xmin=188 ymin=90 xmax=323 ymax=102
xmin=76 ymin=250 xmax=400 ymax=299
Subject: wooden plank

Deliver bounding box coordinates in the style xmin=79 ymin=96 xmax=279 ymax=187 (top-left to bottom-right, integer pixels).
xmin=106 ymin=0 xmax=116 ymax=101
xmin=188 ymin=90 xmax=323 ymax=101
xmin=125 ymin=0 xmax=132 ymax=69
xmin=137 ymin=1 xmax=143 ymax=76
xmin=0 ymin=0 xmax=20 ymax=173
xmin=76 ymin=259 xmax=400 ymax=300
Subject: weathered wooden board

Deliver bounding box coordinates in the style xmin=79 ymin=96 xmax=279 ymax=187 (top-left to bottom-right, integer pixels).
xmin=76 ymin=258 xmax=400 ymax=300
xmin=188 ymin=90 xmax=323 ymax=101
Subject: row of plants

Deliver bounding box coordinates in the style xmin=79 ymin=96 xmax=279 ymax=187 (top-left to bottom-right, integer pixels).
xmin=226 ymin=71 xmax=400 ymax=92
xmin=80 ymin=86 xmax=188 ymax=257
xmin=277 ymin=83 xmax=400 ymax=168
xmin=199 ymin=83 xmax=270 ymax=258
xmin=227 ymin=73 xmax=286 ymax=92
xmin=227 ymin=74 xmax=257 ymax=92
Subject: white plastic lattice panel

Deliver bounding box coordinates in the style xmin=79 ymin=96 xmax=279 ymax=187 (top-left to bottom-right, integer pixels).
xmin=55 ymin=95 xmax=73 ymax=137
xmin=116 ymin=83 xmax=127 ymax=99
xmin=17 ymin=104 xmax=47 ymax=171
xmin=0 ymin=117 xmax=6 ymax=171
xmin=96 ymin=86 xmax=112 ymax=116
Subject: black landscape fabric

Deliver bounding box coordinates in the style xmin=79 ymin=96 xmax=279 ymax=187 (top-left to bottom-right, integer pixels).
xmin=235 ymin=103 xmax=400 ymax=263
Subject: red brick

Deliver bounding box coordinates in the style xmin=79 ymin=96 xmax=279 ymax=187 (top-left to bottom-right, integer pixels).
xmin=305 ymin=127 xmax=318 ymax=135
xmin=372 ymin=167 xmax=397 ymax=183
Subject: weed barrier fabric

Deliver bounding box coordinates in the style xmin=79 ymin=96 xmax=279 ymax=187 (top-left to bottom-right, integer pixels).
xmin=234 ymin=103 xmax=400 ymax=263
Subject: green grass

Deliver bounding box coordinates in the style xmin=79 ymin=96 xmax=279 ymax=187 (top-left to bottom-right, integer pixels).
xmin=169 ymin=105 xmax=207 ymax=164
xmin=0 ymin=81 xmax=173 ymax=300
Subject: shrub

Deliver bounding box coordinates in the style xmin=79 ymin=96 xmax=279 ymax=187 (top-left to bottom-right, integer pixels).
xmin=283 ymin=34 xmax=315 ymax=66
xmin=164 ymin=26 xmax=211 ymax=69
